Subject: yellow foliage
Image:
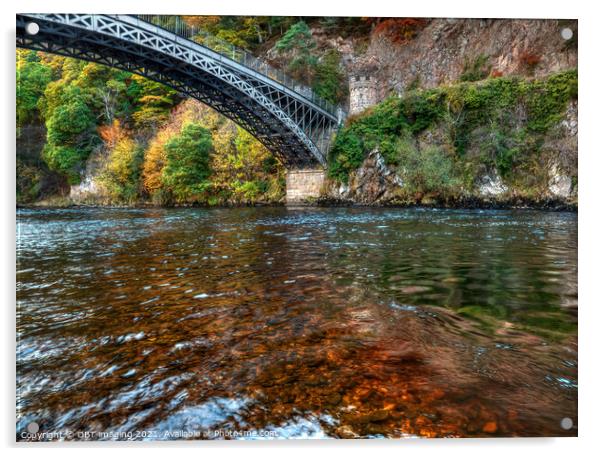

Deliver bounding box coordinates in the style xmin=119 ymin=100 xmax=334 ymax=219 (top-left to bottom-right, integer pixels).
xmin=107 ymin=137 xmax=139 ymax=185
xmin=142 ymin=131 xmax=169 ymax=194
xmin=182 ymin=16 xmax=221 ymax=30
xmin=98 ymin=130 xmax=143 ymax=202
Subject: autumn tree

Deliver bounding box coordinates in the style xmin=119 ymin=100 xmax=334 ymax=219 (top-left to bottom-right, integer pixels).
xmin=99 ymin=125 xmax=144 ymax=203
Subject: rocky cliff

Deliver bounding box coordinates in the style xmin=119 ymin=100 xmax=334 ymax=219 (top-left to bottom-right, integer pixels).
xmin=298 ymin=18 xmax=578 ymax=209
xmin=305 ymin=18 xmax=577 ymax=101
xmin=355 ymin=19 xmax=575 ymax=94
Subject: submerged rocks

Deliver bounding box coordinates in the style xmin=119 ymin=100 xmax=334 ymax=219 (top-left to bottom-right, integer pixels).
xmin=347 ymin=409 xmax=390 ymax=424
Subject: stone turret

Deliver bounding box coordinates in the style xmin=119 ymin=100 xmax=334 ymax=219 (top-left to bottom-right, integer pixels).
xmin=349 ymin=76 xmax=378 ymax=115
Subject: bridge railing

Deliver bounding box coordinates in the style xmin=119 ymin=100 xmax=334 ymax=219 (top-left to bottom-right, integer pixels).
xmin=132 ymin=15 xmax=339 ymax=117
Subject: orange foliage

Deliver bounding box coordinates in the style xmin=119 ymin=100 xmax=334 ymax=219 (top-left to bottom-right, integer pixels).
xmin=142 ymin=135 xmax=168 ymax=194
xmin=519 ymin=51 xmax=541 ymax=69
xmin=372 ymin=18 xmax=428 ymax=44
xmin=98 ymin=119 xmax=125 ymax=149
xmin=490 ymin=69 xmax=504 ymax=78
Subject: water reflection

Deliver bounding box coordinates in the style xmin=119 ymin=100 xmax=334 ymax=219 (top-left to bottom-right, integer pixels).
xmin=16 ymin=207 xmax=577 ymax=439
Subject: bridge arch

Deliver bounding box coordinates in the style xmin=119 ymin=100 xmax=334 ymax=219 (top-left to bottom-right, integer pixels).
xmin=16 ymin=14 xmax=345 ymax=169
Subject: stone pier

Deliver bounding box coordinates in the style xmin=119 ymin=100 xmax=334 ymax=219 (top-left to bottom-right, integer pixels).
xmin=285 ymin=169 xmax=326 ymax=204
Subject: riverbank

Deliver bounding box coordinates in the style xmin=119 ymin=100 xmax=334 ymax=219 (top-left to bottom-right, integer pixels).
xmin=316 ymin=196 xmax=577 ymax=212
xmin=325 ymin=70 xmax=578 ymax=212
xmin=19 ymin=195 xmax=577 ymax=212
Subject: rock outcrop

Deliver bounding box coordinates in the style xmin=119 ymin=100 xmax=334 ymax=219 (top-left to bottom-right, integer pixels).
xmin=325 ymin=149 xmax=403 ymax=205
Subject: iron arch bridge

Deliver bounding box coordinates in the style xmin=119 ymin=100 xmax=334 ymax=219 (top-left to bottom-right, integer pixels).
xmin=16 ymin=14 xmax=346 ymax=168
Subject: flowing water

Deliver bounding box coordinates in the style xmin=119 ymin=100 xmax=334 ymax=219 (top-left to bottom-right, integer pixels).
xmin=16 ymin=207 xmax=577 ymax=439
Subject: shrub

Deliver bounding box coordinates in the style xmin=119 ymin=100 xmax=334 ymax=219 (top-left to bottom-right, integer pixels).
xmin=328 ymin=130 xmax=364 ymax=182
xmin=231 ymin=180 xmax=263 ymax=202
xmin=525 ymin=69 xmax=577 ymax=132
xmin=275 ymin=21 xmax=315 ymax=53
xmin=397 ymin=142 xmax=459 ymax=197
xmin=42 ymin=144 xmax=87 ymax=185
xmin=402 ymin=90 xmax=445 ymax=133
xmin=372 ymin=18 xmax=428 ymax=44
xmin=312 ymin=50 xmax=347 ymax=104
xmin=459 ymin=54 xmax=491 ymax=82
xmin=519 ymin=51 xmax=541 ymax=73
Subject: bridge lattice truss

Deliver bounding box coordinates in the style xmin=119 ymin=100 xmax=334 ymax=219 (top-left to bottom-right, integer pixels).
xmin=16 ymin=14 xmax=345 ymax=168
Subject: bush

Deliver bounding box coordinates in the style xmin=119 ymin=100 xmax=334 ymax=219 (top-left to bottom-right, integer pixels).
xmin=402 ymin=90 xmax=445 ymax=133
xmin=312 ymin=50 xmax=347 ymax=104
xmin=231 ymin=180 xmax=263 ymax=202
xmin=372 ymin=18 xmax=428 ymax=44
xmin=525 ymin=69 xmax=578 ymax=132
xmin=275 ymin=21 xmax=314 ymax=53
xmin=328 ymin=130 xmax=364 ymax=182
xmin=16 ymin=50 xmax=52 ymax=128
xmin=42 ymin=144 xmax=88 ymax=184
xmin=459 ymin=54 xmax=491 ymax=82
xmin=519 ymin=51 xmax=541 ymax=73
xmin=397 ymin=142 xmax=459 ymax=197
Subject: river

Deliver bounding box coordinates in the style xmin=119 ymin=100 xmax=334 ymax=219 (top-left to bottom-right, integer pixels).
xmin=16 ymin=207 xmax=578 ymax=439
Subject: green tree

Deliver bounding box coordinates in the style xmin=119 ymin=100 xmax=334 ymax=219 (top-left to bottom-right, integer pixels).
xmin=275 ymin=21 xmax=317 ymax=83
xmin=275 ymin=21 xmax=314 ymax=52
xmin=161 ymin=122 xmax=213 ymax=202
xmin=127 ymin=75 xmax=179 ymax=130
xmin=312 ymin=50 xmax=347 ymax=104
xmin=42 ymin=87 xmax=96 ymax=184
xmin=74 ymin=63 xmax=130 ymax=123
xmin=16 ymin=50 xmax=52 ymax=129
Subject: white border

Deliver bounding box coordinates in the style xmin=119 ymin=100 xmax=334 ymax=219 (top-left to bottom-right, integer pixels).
xmin=3 ymin=1 xmax=599 ymax=455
